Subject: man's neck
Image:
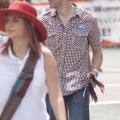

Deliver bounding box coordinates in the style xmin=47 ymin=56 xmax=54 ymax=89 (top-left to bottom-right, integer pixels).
xmin=56 ymin=1 xmax=75 ymax=26
xmin=56 ymin=1 xmax=74 ymax=19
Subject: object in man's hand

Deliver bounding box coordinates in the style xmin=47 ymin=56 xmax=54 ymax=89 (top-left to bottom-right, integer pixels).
xmin=88 ymin=74 xmax=104 ymax=102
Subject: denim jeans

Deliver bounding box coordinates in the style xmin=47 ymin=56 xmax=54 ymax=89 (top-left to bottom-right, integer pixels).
xmin=46 ymin=87 xmax=90 ymax=120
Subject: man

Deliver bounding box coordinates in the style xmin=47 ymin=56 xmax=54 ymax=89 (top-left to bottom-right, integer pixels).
xmin=41 ymin=0 xmax=103 ymax=120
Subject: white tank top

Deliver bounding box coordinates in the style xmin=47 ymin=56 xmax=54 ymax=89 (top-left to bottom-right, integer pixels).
xmin=0 ymin=47 xmax=49 ymax=120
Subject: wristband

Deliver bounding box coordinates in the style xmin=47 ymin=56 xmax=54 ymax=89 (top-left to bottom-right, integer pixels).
xmin=93 ymin=69 xmax=99 ymax=75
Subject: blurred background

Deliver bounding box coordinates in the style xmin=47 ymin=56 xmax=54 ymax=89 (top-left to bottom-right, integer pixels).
xmin=0 ymin=0 xmax=120 ymax=120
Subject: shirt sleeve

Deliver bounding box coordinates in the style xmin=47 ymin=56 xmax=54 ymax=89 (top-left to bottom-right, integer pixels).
xmin=88 ymin=18 xmax=101 ymax=47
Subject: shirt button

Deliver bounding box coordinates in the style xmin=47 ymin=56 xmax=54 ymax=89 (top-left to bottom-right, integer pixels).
xmin=63 ymin=45 xmax=66 ymax=48
xmin=61 ymin=55 xmax=64 ymax=59
xmin=59 ymin=67 xmax=62 ymax=71
xmin=64 ymin=32 xmax=67 ymax=35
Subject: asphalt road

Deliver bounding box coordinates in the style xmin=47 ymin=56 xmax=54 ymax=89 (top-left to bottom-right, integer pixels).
xmin=90 ymin=48 xmax=120 ymax=120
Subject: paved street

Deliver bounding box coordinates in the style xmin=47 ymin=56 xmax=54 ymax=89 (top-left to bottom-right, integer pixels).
xmin=90 ymin=48 xmax=120 ymax=120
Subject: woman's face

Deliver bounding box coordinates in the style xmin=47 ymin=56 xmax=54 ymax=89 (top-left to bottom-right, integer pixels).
xmin=5 ymin=13 xmax=27 ymax=40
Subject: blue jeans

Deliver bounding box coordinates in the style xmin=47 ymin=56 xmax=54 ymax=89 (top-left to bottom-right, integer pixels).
xmin=46 ymin=87 xmax=90 ymax=120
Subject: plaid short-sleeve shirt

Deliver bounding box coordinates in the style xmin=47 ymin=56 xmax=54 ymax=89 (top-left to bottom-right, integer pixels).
xmin=41 ymin=7 xmax=100 ymax=96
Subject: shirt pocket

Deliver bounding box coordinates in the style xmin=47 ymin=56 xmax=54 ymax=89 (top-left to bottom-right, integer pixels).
xmin=68 ymin=30 xmax=89 ymax=49
xmin=45 ymin=32 xmax=59 ymax=49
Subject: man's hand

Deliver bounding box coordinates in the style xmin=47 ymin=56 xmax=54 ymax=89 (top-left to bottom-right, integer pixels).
xmin=87 ymin=69 xmax=99 ymax=88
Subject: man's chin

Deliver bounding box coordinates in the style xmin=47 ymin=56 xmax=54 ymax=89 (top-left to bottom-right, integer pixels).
xmin=49 ymin=5 xmax=53 ymax=9
xmin=48 ymin=3 xmax=55 ymax=9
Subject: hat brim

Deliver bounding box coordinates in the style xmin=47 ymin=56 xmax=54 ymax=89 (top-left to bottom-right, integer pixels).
xmin=0 ymin=9 xmax=47 ymax=42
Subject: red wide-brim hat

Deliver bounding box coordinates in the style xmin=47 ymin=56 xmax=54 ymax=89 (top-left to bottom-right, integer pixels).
xmin=0 ymin=1 xmax=47 ymax=42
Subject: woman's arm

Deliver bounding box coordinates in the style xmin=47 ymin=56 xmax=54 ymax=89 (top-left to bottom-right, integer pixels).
xmin=42 ymin=46 xmax=66 ymax=120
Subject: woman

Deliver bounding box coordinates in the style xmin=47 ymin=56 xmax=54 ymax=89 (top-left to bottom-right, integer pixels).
xmin=0 ymin=1 xmax=66 ymax=120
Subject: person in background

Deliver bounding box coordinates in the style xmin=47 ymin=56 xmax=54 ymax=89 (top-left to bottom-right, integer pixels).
xmin=0 ymin=1 xmax=66 ymax=120
xmin=9 ymin=0 xmax=31 ymax=4
xmin=0 ymin=0 xmax=31 ymax=8
xmin=41 ymin=0 xmax=103 ymax=120
xmin=0 ymin=0 xmax=9 ymax=8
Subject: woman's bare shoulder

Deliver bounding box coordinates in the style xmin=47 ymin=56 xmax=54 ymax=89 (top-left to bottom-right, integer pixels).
xmin=41 ymin=45 xmax=56 ymax=67
xmin=41 ymin=45 xmax=53 ymax=58
xmin=41 ymin=45 xmax=52 ymax=53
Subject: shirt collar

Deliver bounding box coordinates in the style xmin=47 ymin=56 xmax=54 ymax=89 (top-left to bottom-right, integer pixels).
xmin=73 ymin=7 xmax=85 ymax=18
xmin=8 ymin=47 xmax=30 ymax=62
xmin=51 ymin=6 xmax=84 ymax=19
xmin=51 ymin=9 xmax=57 ymax=17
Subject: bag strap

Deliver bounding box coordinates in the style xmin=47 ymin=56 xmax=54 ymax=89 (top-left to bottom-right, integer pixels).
xmin=0 ymin=50 xmax=38 ymax=120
